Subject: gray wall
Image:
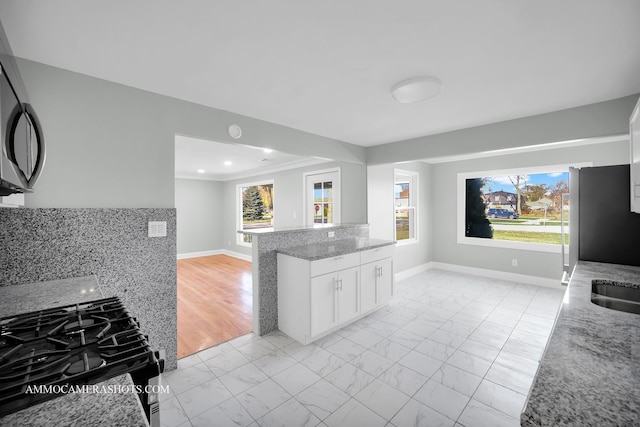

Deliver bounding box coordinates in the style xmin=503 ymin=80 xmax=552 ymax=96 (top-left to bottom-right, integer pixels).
xmin=175 ymin=178 xmax=224 ymax=254
xmin=367 ymin=95 xmax=638 ymax=164
xmin=367 ymin=161 xmax=432 ymax=273
xmin=430 ymin=139 xmax=630 ymax=279
xmin=221 ymin=161 xmax=368 ymax=257
xmin=175 ymin=161 xmax=367 ymax=258
xmin=16 ymin=58 xmax=366 ymax=208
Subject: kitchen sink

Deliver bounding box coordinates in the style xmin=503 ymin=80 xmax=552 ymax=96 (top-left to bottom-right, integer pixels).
xmin=591 ymin=279 xmax=640 ymax=315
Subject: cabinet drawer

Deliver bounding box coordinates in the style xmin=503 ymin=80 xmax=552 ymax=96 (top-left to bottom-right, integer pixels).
xmin=360 ymin=245 xmax=395 ymax=264
xmin=310 ymin=252 xmax=360 ymax=277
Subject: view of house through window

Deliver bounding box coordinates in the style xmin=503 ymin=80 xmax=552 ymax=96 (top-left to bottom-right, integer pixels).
xmin=304 ymin=168 xmax=341 ymax=226
xmin=313 ymin=181 xmax=334 ymax=224
xmin=394 ymin=170 xmax=418 ymax=242
xmin=465 ymin=170 xmax=569 ymax=245
xmin=237 ymin=181 xmax=274 ymax=245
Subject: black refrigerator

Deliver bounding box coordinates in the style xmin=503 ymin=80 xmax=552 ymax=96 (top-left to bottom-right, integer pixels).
xmin=569 ymin=164 xmax=640 ymax=274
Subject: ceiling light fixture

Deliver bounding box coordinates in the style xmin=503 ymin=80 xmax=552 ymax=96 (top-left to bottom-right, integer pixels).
xmin=228 ymin=124 xmax=242 ymax=139
xmin=224 ymin=161 xmax=232 ymax=166
xmin=263 ymin=148 xmax=273 ymax=153
xmin=197 ymin=169 xmax=205 ymax=173
xmin=391 ymin=76 xmax=442 ymax=103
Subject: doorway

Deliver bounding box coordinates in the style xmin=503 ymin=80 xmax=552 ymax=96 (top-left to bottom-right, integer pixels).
xmin=176 ymin=254 xmax=252 ymax=358
xmin=304 ymin=168 xmax=341 ymax=225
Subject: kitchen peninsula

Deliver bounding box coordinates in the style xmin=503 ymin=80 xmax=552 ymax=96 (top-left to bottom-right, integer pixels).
xmin=240 ymin=224 xmax=395 ymax=337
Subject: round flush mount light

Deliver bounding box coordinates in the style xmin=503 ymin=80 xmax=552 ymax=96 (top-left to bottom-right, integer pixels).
xmin=224 ymin=161 xmax=232 ymax=166
xmin=228 ymin=124 xmax=242 ymax=139
xmin=263 ymin=148 xmax=273 ymax=154
xmin=197 ymin=169 xmax=205 ymax=174
xmin=391 ymin=76 xmax=442 ymax=103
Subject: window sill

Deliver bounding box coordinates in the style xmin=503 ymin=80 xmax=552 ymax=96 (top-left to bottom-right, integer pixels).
xmin=457 ymin=236 xmax=563 ymax=253
xmin=395 ymin=239 xmax=419 ymax=247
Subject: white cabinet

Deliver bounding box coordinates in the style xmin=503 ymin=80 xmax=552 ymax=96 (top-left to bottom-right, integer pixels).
xmin=360 ymin=246 xmax=394 ymax=313
xmin=631 ymin=96 xmax=640 ymax=213
xmin=277 ymin=245 xmax=394 ymax=345
xmin=310 ymin=266 xmax=359 ymax=336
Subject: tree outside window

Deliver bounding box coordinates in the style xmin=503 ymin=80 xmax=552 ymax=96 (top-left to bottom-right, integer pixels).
xmin=238 ymin=182 xmax=274 ymax=245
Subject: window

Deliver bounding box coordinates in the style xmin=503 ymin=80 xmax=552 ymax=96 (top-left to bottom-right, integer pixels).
xmin=304 ymin=168 xmax=341 ymax=226
xmin=237 ymin=181 xmax=274 ymax=246
xmin=394 ymin=170 xmax=418 ymax=243
xmin=458 ymin=164 xmax=587 ymax=253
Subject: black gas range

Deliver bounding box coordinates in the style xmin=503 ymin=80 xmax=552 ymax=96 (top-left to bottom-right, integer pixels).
xmin=0 ymin=296 xmax=164 ymax=425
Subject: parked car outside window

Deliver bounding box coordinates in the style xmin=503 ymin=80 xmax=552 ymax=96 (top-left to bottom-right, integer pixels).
xmin=487 ymin=208 xmax=519 ymax=219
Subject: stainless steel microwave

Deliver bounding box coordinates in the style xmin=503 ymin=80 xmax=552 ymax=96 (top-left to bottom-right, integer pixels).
xmin=0 ymin=63 xmax=45 ymax=196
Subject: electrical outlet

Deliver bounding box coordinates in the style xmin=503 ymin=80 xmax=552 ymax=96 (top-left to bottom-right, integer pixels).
xmin=148 ymin=221 xmax=167 ymax=237
xmin=512 ymin=258 xmax=518 ymax=267
xmin=293 ymin=211 xmax=297 ymax=219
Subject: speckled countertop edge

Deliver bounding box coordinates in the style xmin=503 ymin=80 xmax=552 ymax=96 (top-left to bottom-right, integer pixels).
xmin=521 ymin=261 xmax=640 ymax=426
xmin=276 ymin=237 xmax=395 ymax=260
xmin=240 ymin=223 xmax=368 ymax=235
xmin=0 ymin=276 xmax=148 ymax=427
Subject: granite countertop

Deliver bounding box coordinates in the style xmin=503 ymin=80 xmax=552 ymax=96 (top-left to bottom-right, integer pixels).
xmin=521 ymin=261 xmax=640 ymax=426
xmin=277 ymin=237 xmax=395 ymax=260
xmin=0 ymin=276 xmax=148 ymax=427
xmin=239 ymin=223 xmax=367 ymax=235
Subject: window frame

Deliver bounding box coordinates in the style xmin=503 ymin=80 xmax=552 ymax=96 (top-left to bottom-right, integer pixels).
xmin=457 ymin=163 xmax=590 ymax=253
xmin=236 ymin=179 xmax=275 ymax=247
xmin=394 ymin=169 xmax=419 ymax=246
xmin=303 ymin=167 xmax=341 ymax=227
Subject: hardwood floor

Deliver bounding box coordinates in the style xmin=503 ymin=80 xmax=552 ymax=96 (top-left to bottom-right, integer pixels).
xmin=177 ymin=254 xmax=253 ymax=358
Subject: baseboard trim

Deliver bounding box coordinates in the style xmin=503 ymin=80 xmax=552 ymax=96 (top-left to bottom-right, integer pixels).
xmin=177 ymin=249 xmax=252 ymax=262
xmin=396 ymin=262 xmax=562 ymax=289
xmin=395 ymin=263 xmax=434 ymax=282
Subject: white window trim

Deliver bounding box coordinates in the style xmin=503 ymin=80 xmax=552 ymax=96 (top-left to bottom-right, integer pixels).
xmin=394 ymin=169 xmax=419 ymax=246
xmin=302 ymin=167 xmax=341 ymax=227
xmin=237 ymin=179 xmax=275 ymax=247
xmin=456 ymin=163 xmax=590 ymax=253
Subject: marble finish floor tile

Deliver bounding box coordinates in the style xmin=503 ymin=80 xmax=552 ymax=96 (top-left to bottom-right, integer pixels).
xmin=324 ymin=398 xmax=387 ymax=427
xmin=236 ymin=379 xmax=291 ymax=419
xmin=390 ymin=398 xmax=455 ymax=427
xmin=354 ymin=379 xmax=411 ymax=420
xmin=165 ymin=269 xmax=562 ymax=426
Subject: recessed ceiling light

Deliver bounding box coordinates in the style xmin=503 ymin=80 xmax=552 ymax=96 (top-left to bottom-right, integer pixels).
xmin=224 ymin=161 xmax=232 ymax=166
xmin=391 ymin=76 xmax=442 ymax=103
xmin=263 ymin=148 xmax=273 ymax=154
xmin=197 ymin=169 xmax=205 ymax=173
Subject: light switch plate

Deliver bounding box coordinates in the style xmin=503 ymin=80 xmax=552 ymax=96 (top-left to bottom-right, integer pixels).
xmin=148 ymin=221 xmax=167 ymax=237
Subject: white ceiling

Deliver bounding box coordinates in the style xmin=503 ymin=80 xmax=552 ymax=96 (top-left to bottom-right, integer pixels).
xmin=1 ymin=0 xmax=639 ymax=149
xmin=175 ymin=135 xmax=328 ymax=181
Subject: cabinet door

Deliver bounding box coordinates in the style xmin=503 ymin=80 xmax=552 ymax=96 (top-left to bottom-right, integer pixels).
xmin=338 ymin=266 xmax=360 ymax=324
xmin=376 ymin=258 xmax=394 ymax=304
xmin=360 ymin=262 xmax=377 ymax=313
xmin=310 ymin=272 xmax=338 ymax=336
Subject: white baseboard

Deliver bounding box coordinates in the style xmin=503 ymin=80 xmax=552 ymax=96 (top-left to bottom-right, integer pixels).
xmin=177 ymin=249 xmax=252 ymax=262
xmin=396 ymin=261 xmax=562 ymax=289
xmin=395 ymin=263 xmax=433 ymax=282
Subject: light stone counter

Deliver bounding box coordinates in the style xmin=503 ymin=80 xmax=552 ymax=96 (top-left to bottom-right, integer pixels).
xmin=0 ymin=276 xmax=148 ymax=427
xmin=277 ymin=237 xmax=395 ymax=261
xmin=521 ymin=261 xmax=640 ymax=426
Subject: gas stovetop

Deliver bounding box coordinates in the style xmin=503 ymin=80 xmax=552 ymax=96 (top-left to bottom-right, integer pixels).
xmin=0 ymin=296 xmax=163 ymax=417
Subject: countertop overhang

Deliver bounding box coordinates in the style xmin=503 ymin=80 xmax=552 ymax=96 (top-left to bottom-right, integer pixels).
xmin=522 ymin=261 xmax=640 ymax=426
xmin=276 ymin=237 xmax=395 ymax=261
